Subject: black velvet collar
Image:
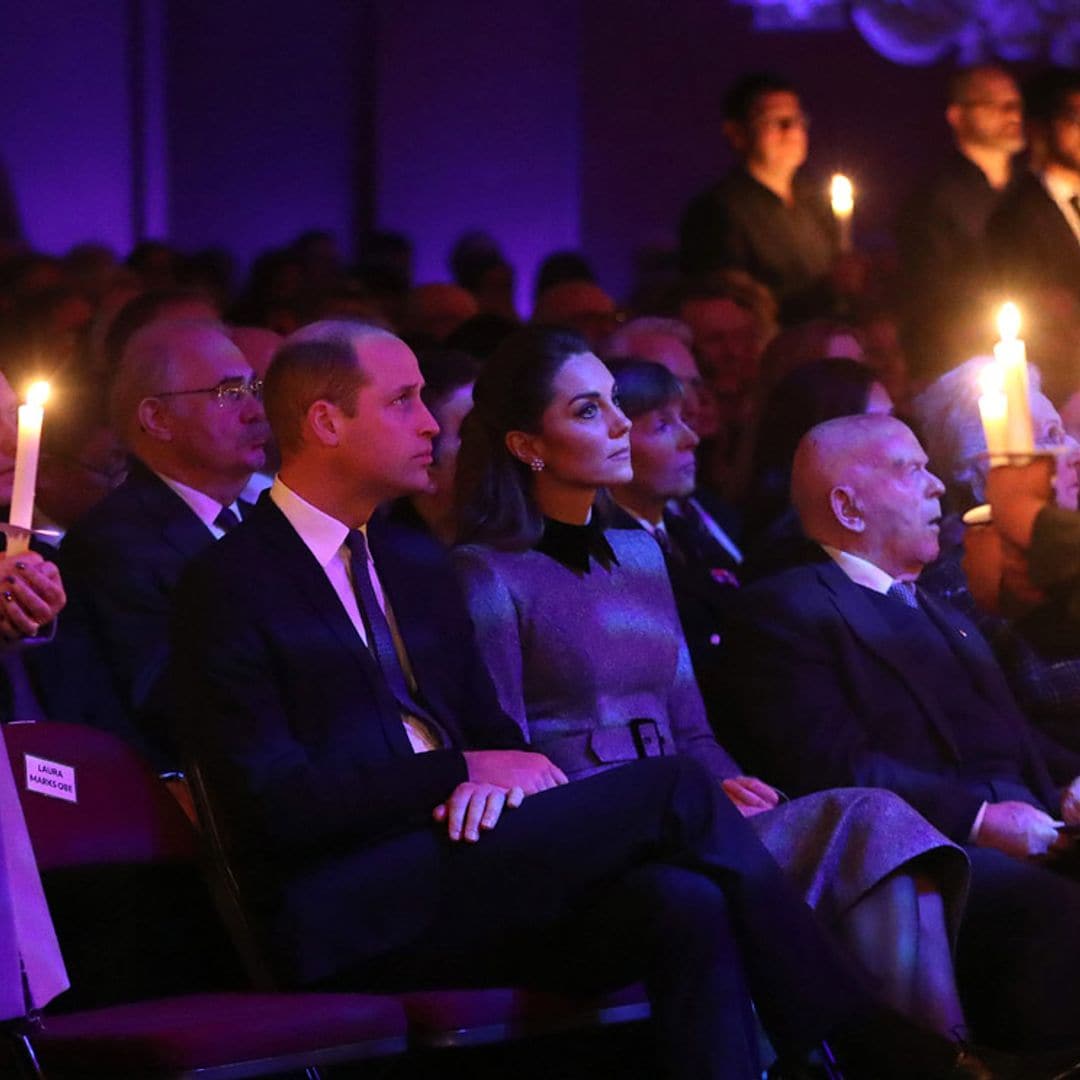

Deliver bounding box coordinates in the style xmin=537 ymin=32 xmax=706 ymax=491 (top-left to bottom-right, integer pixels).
xmin=535 ymin=515 xmax=617 ymax=574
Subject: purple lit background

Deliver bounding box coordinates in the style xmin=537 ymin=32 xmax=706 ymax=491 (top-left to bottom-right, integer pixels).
xmin=1 ymin=2 xmax=959 ymax=310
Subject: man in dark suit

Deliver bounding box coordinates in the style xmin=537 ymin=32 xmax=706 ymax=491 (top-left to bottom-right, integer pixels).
xmin=36 ymin=320 xmax=269 ymax=768
xmin=723 ymin=412 xmax=1080 ymax=1051
xmin=168 ymin=322 xmax=981 ymax=1079
xmin=988 ymin=68 xmax=1080 ymax=300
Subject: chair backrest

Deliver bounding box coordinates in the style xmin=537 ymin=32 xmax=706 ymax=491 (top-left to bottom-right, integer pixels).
xmin=4 ymin=722 xmax=244 ymax=1012
xmin=5 ymin=721 xmax=196 ymax=871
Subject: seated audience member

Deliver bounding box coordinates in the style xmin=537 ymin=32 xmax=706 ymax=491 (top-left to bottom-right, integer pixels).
xmin=170 ymin=322 xmax=984 ymax=1080
xmin=532 ymin=280 xmax=618 ymax=351
xmin=387 ymin=348 xmax=480 ymax=545
xmin=896 ymin=65 xmax=1024 ymax=379
xmin=741 ymin=357 xmax=893 ymax=580
xmin=914 ymin=361 xmax=1080 ymax=752
xmin=402 ymin=283 xmax=479 ymax=345
xmin=678 ymin=73 xmax=839 ymax=323
xmin=454 ymin=333 xmax=972 ymax=1042
xmin=723 ymin=412 xmax=1080 ymax=1052
xmin=988 ymin=67 xmax=1080 ymax=301
xmin=449 ymin=230 xmax=517 ymax=321
xmin=604 ymin=360 xmax=741 ymax=708
xmin=533 ymin=250 xmax=596 ymax=304
xmin=600 ymin=318 xmax=740 ymax=539
xmin=44 ymin=320 xmax=269 ymax=768
xmin=444 ymin=311 xmax=518 ymax=360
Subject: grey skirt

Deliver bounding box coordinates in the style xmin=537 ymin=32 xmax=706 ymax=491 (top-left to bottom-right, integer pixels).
xmin=748 ymin=787 xmax=970 ymax=941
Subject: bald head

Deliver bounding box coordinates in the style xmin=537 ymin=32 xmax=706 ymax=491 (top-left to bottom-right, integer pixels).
xmin=792 ymin=414 xmax=945 ymax=578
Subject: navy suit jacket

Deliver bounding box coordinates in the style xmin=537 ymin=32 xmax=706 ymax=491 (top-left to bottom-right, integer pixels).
xmin=170 ymin=495 xmax=526 ymax=985
xmin=722 ymin=558 xmax=1077 ymax=842
xmin=33 ymin=461 xmax=218 ymax=766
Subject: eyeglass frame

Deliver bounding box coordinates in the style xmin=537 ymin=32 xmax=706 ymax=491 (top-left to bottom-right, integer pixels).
xmin=151 ymin=375 xmax=264 ymax=408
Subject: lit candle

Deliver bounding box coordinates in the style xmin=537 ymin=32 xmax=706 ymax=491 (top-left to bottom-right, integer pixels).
xmin=830 ymin=173 xmax=855 ymax=252
xmin=7 ymin=381 xmax=50 ymax=556
xmin=993 ymin=302 xmax=1033 ymax=455
xmin=977 ymin=361 xmax=1008 ymax=459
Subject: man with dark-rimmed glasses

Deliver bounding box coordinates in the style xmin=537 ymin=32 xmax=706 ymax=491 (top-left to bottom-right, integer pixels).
xmin=39 ymin=319 xmax=270 ymax=770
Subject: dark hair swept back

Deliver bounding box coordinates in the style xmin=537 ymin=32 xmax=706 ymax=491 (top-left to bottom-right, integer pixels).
xmin=606 ymin=358 xmax=684 ymax=420
xmin=454 ymin=324 xmax=590 ymax=550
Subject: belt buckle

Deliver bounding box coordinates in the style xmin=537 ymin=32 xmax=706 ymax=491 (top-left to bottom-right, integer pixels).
xmin=630 ymin=718 xmax=665 ymax=759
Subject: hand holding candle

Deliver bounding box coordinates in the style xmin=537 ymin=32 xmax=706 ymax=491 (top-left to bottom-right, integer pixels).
xmin=7 ymin=381 xmax=50 ymax=557
xmin=830 ymin=173 xmax=855 ymax=253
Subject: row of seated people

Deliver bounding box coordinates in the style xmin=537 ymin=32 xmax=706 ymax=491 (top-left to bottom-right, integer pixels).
xmin=6 ymin=313 xmax=1080 ymax=1077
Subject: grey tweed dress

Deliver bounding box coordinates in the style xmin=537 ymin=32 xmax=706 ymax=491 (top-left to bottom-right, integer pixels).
xmin=453 ymin=526 xmax=968 ymax=936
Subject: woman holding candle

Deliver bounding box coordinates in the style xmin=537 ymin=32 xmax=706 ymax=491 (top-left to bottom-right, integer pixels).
xmin=452 ymin=326 xmax=975 ymax=1048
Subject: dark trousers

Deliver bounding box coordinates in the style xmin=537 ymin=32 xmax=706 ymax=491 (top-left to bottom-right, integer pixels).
xmin=959 ymin=845 xmax=1080 ymax=1051
xmin=323 ymin=756 xmax=867 ymax=1079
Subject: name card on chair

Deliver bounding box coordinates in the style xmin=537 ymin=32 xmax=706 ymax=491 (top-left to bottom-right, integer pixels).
xmin=24 ymin=755 xmax=76 ymax=803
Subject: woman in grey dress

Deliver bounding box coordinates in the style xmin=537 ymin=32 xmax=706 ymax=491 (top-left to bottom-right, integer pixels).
xmin=452 ymin=325 xmax=971 ymax=1040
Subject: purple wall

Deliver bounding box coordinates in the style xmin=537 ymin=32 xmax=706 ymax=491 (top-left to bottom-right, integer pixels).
xmin=0 ymin=3 xmax=135 ymax=253
xmin=2 ymin=0 xmax=968 ymax=301
xmin=580 ymin=1 xmax=955 ymax=299
xmin=374 ymin=0 xmax=582 ymax=314
xmin=166 ymin=0 xmax=369 ymax=268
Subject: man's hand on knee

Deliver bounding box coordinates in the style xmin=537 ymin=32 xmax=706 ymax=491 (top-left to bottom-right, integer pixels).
xmin=433 ymin=782 xmax=525 ymax=842
xmin=464 ymin=750 xmax=568 ymax=794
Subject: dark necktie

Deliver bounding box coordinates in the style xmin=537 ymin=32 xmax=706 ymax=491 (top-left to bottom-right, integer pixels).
xmin=214 ymin=506 xmax=240 ymax=533
xmin=887 ymin=580 xmax=919 ymax=610
xmin=345 ymin=530 xmax=434 ymax=724
xmin=664 ymin=504 xmax=736 ymax=574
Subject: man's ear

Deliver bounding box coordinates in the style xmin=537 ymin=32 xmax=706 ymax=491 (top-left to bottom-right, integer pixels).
xmin=505 ymin=429 xmax=541 ymax=467
xmin=830 ymin=485 xmax=866 ymax=533
xmin=136 ymin=398 xmax=172 ymax=442
xmin=944 ymin=103 xmax=962 ymax=138
xmin=307 ymin=400 xmax=341 ymax=447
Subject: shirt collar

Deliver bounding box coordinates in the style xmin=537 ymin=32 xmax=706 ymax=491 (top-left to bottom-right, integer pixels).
xmin=535 ymin=515 xmax=618 ymax=574
xmin=1041 ymin=168 xmax=1080 ymax=205
xmin=821 ymin=544 xmax=900 ymax=595
xmin=270 ymin=476 xmax=360 ymax=568
xmin=155 ymin=470 xmax=238 ymax=530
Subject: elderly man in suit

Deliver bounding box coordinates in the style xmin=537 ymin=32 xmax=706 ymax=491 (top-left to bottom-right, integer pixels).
xmin=166 ymin=322 xmax=985 ymax=1080
xmin=39 ymin=320 xmax=269 ymax=768
xmin=723 ymin=412 xmax=1080 ymax=1052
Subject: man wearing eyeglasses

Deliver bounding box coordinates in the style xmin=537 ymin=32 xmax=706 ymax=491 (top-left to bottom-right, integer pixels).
xmin=38 ymin=319 xmax=270 ymax=769
xmin=989 ymin=67 xmax=1080 ymax=300
xmin=678 ymin=72 xmax=838 ymax=324
xmin=897 ymin=65 xmax=1024 ymax=379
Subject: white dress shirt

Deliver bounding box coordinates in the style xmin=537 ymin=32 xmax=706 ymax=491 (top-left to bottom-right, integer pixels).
xmin=270 ymin=477 xmax=440 ymax=753
xmin=155 ymin=472 xmax=243 ymax=540
xmin=1041 ymin=170 xmax=1080 ymax=245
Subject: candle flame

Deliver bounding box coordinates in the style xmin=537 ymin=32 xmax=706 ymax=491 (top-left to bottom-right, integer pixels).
xmin=997 ymin=302 xmax=1021 ymax=342
xmin=25 ymin=381 xmax=50 ymax=408
xmin=830 ymin=173 xmax=854 ymax=215
xmin=979 ymin=361 xmax=1004 ymax=397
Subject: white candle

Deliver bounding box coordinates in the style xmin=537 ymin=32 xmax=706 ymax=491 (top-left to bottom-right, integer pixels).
xmin=992 ymin=302 xmax=1033 ymax=454
xmin=977 ymin=362 xmax=1008 ymax=459
xmin=830 ymin=173 xmax=855 ymax=253
xmin=7 ymin=381 xmax=50 ymax=556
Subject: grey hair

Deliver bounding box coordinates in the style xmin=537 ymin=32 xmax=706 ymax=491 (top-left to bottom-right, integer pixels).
xmin=603 ymin=316 xmax=694 ymax=356
xmin=911 ymin=355 xmax=1043 ymax=510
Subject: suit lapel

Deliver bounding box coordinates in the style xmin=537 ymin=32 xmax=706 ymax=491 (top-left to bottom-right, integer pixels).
xmin=818 ymin=562 xmax=961 ymax=759
xmin=251 ymin=500 xmax=414 ymax=757
xmin=129 ymin=466 xmax=216 ymax=563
